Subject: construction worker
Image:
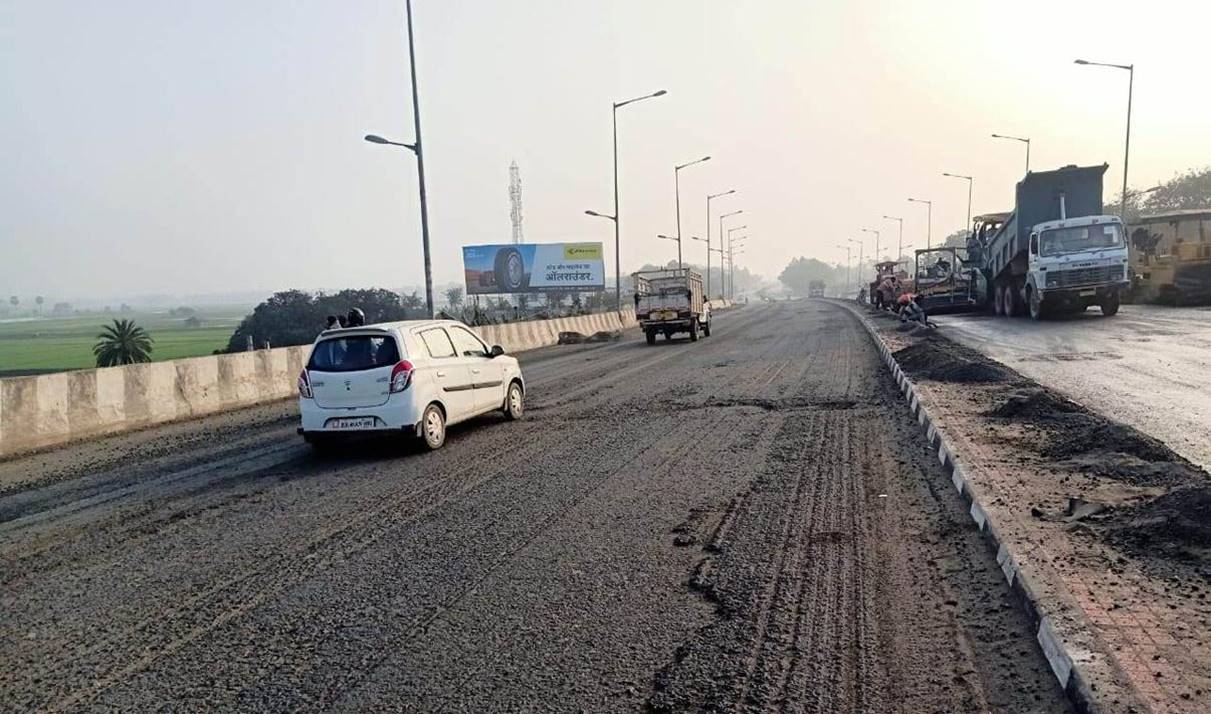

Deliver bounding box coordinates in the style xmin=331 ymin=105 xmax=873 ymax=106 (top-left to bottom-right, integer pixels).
xmin=898 ymin=292 xmax=931 ymax=326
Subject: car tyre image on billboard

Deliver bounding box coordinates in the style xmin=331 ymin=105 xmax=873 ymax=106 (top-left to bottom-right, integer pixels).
xmin=463 ymin=243 xmax=605 ymax=295
xmin=494 ymin=247 xmax=528 ymax=291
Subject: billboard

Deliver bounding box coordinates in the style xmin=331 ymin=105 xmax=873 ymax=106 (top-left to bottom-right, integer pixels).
xmin=462 ymin=242 xmax=605 ymax=295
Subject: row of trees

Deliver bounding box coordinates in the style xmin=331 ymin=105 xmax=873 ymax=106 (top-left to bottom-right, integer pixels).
xmin=1105 ymin=166 xmax=1211 ymax=220
xmin=224 ymin=288 xmax=416 ymax=353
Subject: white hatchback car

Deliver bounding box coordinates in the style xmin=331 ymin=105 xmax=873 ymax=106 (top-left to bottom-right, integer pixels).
xmin=297 ymin=319 xmax=525 ymax=451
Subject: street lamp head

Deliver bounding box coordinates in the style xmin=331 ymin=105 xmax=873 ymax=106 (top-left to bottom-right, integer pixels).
xmin=364 ymin=134 xmax=390 ymax=144
xmin=883 ymin=215 xmax=901 ymax=221
xmin=653 ymin=89 xmax=668 ymax=97
xmin=1074 ymin=59 xmax=1090 ymax=65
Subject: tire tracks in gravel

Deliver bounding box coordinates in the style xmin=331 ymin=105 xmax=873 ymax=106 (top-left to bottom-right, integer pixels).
xmin=28 ymin=426 xmax=573 ymax=713
xmin=7 ymin=308 xmax=761 ymax=711
xmin=647 ymin=300 xmax=1070 ymax=714
xmin=90 ymin=321 xmax=779 ymax=711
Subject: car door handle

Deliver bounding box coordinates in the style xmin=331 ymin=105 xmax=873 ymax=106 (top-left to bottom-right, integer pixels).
xmin=471 ymin=368 xmax=481 ymax=374
xmin=436 ymin=371 xmax=447 ymax=378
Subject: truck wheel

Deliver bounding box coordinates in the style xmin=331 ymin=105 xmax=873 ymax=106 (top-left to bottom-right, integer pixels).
xmin=645 ymin=329 xmax=656 ymax=345
xmin=1028 ymin=287 xmax=1044 ymax=320
xmin=1100 ymin=291 xmax=1121 ymax=316
xmin=689 ymin=319 xmax=699 ymax=342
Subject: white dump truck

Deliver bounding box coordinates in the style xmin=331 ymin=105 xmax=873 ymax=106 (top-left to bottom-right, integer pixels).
xmin=632 ymin=268 xmax=710 ymax=344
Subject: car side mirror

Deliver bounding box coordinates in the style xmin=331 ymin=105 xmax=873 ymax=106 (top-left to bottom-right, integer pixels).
xmin=490 ymin=345 xmax=505 ymax=358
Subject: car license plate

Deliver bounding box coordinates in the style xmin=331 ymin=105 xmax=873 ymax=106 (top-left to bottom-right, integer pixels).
xmin=328 ymin=417 xmax=377 ymax=430
xmin=1079 ymin=289 xmax=1096 ymax=297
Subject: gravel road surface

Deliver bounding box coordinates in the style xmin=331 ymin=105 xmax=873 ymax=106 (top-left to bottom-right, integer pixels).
xmin=1 ymin=302 xmax=1069 ymax=712
xmin=934 ymin=304 xmax=1211 ymax=471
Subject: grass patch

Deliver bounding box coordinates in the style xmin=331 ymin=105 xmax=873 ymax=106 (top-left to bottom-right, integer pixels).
xmin=0 ymin=307 xmax=248 ymax=377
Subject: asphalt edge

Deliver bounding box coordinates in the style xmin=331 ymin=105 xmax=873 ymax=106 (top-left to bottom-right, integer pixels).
xmin=836 ymin=301 xmax=1104 ymax=714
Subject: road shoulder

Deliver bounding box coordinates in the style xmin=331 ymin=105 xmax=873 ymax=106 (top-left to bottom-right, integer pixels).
xmin=847 ymin=303 xmax=1211 ymax=713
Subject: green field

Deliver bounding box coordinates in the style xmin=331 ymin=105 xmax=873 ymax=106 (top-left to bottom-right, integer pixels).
xmin=0 ymin=307 xmax=249 ymax=378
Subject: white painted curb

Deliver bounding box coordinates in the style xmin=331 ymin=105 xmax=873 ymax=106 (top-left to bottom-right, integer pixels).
xmin=836 ymin=301 xmax=1102 ymax=713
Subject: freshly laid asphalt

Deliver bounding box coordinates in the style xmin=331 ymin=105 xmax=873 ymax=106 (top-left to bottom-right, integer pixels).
xmin=933 ymin=304 xmax=1211 ymax=471
xmin=0 ymin=301 xmax=1069 ymax=713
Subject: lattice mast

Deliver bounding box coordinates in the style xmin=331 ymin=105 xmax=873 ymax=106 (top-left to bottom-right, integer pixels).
xmin=509 ymin=161 xmax=524 ymax=244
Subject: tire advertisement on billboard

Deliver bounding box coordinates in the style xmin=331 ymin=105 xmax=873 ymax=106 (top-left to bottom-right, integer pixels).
xmin=462 ymin=243 xmax=605 ymax=295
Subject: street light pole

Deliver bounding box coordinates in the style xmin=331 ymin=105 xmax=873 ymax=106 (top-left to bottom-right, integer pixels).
xmin=719 ymin=210 xmax=743 ymax=299
xmin=848 ymin=238 xmax=864 ymax=292
xmin=608 ymin=89 xmax=667 ymax=311
xmin=883 ymin=215 xmax=903 ymax=265
xmin=727 ymin=227 xmax=746 ymax=299
xmin=674 ymin=156 xmax=711 ymax=270
xmin=730 ymin=239 xmax=747 ymax=300
xmin=861 ymin=228 xmax=880 ymax=263
xmin=1075 ymin=59 xmax=1133 ymax=222
xmin=991 ymin=134 xmax=1031 ymax=173
xmin=363 ymin=0 xmax=434 ymax=317
xmin=908 ymin=198 xmax=933 ymax=249
xmin=942 ymin=173 xmax=974 ymax=236
xmin=705 ymin=189 xmax=736 ymax=300
xmin=836 ymin=244 xmax=851 ymax=295
xmin=656 ymin=234 xmax=679 ymax=263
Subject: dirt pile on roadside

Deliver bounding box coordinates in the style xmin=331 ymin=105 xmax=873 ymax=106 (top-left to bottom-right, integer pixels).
xmin=1104 ymin=485 xmax=1211 ymax=563
xmin=987 ymin=388 xmax=1079 ymax=418
xmin=893 ymin=338 xmax=1013 ymax=383
xmin=986 ymin=388 xmax=1202 ymax=487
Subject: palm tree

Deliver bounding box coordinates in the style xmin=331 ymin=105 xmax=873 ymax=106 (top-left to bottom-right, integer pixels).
xmin=93 ymin=319 xmax=154 ymax=367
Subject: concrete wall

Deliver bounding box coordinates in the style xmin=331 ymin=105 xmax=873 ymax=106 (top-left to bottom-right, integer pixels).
xmin=0 ymin=309 xmax=642 ymax=459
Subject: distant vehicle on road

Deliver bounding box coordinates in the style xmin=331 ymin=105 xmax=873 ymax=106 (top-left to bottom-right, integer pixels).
xmin=808 ymin=280 xmax=826 ymax=298
xmin=1127 ymin=209 xmax=1211 ymax=305
xmin=633 ymin=268 xmax=710 ymax=344
xmin=298 ymin=319 xmax=524 ymax=451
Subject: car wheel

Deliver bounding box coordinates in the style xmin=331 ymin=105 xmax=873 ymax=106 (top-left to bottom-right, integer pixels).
xmin=305 ymin=435 xmax=337 ymax=456
xmin=1100 ymin=291 xmax=1120 ymax=316
xmin=503 ymin=381 xmax=524 ymax=421
xmin=420 ymin=403 xmax=446 ymax=450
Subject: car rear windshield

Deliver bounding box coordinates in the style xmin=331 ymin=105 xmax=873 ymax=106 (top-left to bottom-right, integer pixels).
xmin=308 ymin=335 xmax=400 ymax=372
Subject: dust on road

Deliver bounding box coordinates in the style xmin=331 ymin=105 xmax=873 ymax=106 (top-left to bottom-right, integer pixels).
xmin=0 ymin=302 xmax=1068 ymax=713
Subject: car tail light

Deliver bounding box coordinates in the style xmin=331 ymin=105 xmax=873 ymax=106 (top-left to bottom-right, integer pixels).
xmin=389 ymin=360 xmax=414 ymax=393
xmin=298 ymin=369 xmax=313 ymax=398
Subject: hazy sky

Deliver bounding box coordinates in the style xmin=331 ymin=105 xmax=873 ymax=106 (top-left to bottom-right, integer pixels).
xmin=3 ymin=0 xmax=1209 ymax=300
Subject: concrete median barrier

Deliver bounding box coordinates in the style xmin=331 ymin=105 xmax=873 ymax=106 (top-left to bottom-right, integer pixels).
xmin=0 ymin=310 xmax=637 ymax=459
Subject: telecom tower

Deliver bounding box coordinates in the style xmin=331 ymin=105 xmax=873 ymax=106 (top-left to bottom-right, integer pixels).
xmin=509 ymin=160 xmax=524 ymax=244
